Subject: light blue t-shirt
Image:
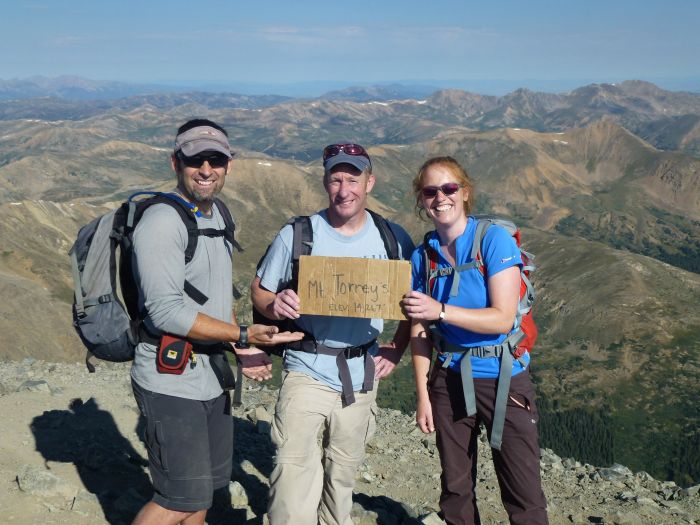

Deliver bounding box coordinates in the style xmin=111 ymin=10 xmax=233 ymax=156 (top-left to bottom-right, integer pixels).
xmin=257 ymin=209 xmax=414 ymax=391
xmin=411 ymin=217 xmax=528 ymax=379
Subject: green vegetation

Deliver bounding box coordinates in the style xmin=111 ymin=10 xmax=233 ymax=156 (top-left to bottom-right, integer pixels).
xmin=669 ymin=432 xmax=700 ymax=487
xmin=556 ymin=206 xmax=700 ymax=274
xmin=538 ymin=396 xmax=614 ymax=466
xmin=585 ymin=158 xmax=597 ymax=173
xmin=534 ymin=327 xmax=700 ymax=486
xmin=376 ymin=357 xmax=416 ymax=413
xmin=669 ymin=327 xmax=700 ymax=349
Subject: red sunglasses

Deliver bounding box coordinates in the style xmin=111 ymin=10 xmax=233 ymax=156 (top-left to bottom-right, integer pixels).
xmin=322 ymin=143 xmax=370 ymax=162
xmin=421 ymin=182 xmax=462 ymax=198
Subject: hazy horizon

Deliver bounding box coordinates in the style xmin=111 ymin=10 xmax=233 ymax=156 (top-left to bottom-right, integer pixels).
xmin=2 ymin=74 xmax=699 ymax=99
xmin=3 ymin=0 xmax=699 ymax=98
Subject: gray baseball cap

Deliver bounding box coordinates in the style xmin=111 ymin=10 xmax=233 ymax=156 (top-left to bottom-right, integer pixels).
xmin=174 ymin=125 xmax=232 ymax=158
xmin=323 ymin=151 xmax=371 ymax=175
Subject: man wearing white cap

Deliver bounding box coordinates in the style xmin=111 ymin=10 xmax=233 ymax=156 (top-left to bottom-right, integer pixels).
xmin=252 ymin=143 xmax=414 ymax=524
xmin=130 ymin=119 xmax=301 ymax=525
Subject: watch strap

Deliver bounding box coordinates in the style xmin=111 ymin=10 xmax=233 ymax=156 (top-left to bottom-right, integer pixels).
xmin=237 ymin=325 xmax=250 ymax=348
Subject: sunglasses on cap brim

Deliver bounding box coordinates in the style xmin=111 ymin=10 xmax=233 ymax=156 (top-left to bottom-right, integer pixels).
xmin=322 ymin=143 xmax=370 ymax=163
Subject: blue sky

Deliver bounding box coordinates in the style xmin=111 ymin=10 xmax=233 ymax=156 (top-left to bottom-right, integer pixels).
xmin=2 ymin=0 xmax=699 ymax=95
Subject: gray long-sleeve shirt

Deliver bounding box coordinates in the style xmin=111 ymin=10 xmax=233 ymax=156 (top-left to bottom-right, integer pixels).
xmin=130 ymin=201 xmax=233 ymax=400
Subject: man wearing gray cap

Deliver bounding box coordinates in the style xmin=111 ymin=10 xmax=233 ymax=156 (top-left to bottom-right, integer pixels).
xmin=130 ymin=119 xmax=302 ymax=525
xmin=252 ymin=143 xmax=414 ymax=524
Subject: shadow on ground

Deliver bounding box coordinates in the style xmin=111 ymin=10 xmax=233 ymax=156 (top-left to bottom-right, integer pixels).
xmin=31 ymin=397 xmax=151 ymax=524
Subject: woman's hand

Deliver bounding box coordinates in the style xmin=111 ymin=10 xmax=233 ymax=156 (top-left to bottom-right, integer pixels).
xmin=402 ymin=290 xmax=442 ymax=321
xmin=416 ymin=396 xmax=435 ymax=434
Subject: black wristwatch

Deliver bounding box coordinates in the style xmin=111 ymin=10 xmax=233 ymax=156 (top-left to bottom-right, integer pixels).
xmin=237 ymin=325 xmax=250 ymax=349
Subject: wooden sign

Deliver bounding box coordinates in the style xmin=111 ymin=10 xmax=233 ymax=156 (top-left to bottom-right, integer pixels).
xmin=297 ymin=255 xmax=411 ymax=320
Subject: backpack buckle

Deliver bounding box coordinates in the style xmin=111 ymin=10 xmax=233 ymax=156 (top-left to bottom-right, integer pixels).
xmin=98 ymin=294 xmax=113 ymax=304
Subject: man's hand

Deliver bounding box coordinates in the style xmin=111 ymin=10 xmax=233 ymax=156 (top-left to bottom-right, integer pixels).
xmin=373 ymin=342 xmax=403 ymax=380
xmin=234 ymin=346 xmax=273 ymax=381
xmin=248 ymin=324 xmax=304 ymax=346
xmin=272 ymin=289 xmax=301 ymax=320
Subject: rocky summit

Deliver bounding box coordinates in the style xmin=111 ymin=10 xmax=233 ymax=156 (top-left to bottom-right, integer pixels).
xmin=1 ymin=359 xmax=699 ymax=525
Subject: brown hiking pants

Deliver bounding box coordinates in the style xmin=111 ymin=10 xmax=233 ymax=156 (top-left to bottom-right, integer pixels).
xmin=429 ymin=367 xmax=548 ymax=525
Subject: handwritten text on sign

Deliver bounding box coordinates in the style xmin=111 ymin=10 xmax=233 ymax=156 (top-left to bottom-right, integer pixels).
xmin=297 ymin=256 xmax=411 ymax=320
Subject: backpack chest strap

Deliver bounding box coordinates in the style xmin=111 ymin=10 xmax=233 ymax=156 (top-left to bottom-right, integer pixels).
xmin=198 ymin=228 xmax=226 ymax=238
xmin=428 ymin=260 xmax=482 ymax=297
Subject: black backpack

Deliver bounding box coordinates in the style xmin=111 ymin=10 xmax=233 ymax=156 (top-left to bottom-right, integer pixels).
xmin=252 ymin=209 xmax=400 ymax=355
xmin=69 ymin=192 xmax=241 ymax=372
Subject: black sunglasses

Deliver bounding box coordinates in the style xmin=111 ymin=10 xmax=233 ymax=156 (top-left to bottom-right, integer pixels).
xmin=420 ymin=182 xmax=462 ymax=198
xmin=177 ymin=152 xmax=230 ymax=169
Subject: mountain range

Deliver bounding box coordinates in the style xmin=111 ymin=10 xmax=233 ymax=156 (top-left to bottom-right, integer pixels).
xmin=0 ymin=78 xmax=699 ymax=485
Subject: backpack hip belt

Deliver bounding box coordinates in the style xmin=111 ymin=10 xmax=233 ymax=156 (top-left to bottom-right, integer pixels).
xmin=435 ymin=329 xmax=526 ymax=365
xmin=287 ymin=338 xmax=377 ymax=406
xmin=431 ymin=326 xmax=525 ymax=450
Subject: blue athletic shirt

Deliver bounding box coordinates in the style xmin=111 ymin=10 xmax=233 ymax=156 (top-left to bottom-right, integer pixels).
xmin=410 ymin=217 xmax=529 ymax=379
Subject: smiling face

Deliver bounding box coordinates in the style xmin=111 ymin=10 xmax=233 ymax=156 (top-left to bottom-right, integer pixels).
xmin=413 ymin=156 xmax=474 ymax=225
xmin=324 ymin=163 xmax=375 ymax=225
xmin=172 ymin=151 xmax=232 ymax=212
xmin=418 ymin=163 xmax=471 ymax=230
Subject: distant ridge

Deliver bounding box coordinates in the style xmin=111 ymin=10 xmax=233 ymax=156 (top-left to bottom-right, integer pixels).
xmin=2 ymin=79 xmax=699 ymax=157
xmin=318 ymin=83 xmax=439 ymax=102
xmin=0 ymin=75 xmax=179 ymax=101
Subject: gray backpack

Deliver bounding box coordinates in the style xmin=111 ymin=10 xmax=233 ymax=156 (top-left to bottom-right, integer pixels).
xmin=69 ymin=192 xmax=240 ymax=372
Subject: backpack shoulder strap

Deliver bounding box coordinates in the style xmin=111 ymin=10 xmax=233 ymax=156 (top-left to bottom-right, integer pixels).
xmin=366 ymin=208 xmax=400 ymax=260
xmin=213 ymin=198 xmax=243 ymax=253
xmin=126 ymin=192 xmax=212 ymax=305
xmin=470 ymin=217 xmax=494 ymax=275
xmin=289 ymin=215 xmax=313 ymax=291
xmin=422 ymin=230 xmax=440 ymax=296
xmin=213 ymin=198 xmax=243 ymax=300
xmin=423 ymin=222 xmax=486 ymax=298
xmin=129 ymin=192 xmax=201 ymax=264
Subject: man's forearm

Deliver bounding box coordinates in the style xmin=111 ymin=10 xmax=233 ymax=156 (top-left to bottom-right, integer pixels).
xmin=251 ymin=276 xmax=280 ymax=320
xmin=186 ymin=312 xmax=240 ymax=343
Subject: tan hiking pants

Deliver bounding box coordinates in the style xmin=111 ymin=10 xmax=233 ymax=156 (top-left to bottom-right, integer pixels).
xmin=267 ymin=371 xmax=377 ymax=525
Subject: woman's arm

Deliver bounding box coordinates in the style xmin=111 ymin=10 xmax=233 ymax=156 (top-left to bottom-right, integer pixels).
xmin=402 ymin=265 xmax=521 ymax=334
xmin=411 ymin=318 xmax=435 ymax=433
